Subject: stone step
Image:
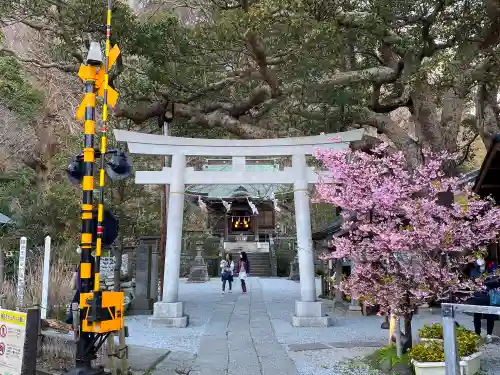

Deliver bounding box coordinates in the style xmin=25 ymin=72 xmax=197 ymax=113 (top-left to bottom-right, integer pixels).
xmin=244 ymin=253 xmax=272 ymax=276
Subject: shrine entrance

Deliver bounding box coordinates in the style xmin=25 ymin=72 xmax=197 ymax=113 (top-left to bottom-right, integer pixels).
xmin=114 ymin=129 xmax=364 ymax=328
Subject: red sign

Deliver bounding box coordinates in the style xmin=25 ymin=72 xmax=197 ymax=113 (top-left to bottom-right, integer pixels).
xmin=0 ymin=325 xmax=6 ymax=338
xmin=0 ymin=342 xmax=5 ymax=355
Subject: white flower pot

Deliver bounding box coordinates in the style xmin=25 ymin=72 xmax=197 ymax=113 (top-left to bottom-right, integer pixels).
xmin=412 ymin=352 xmax=482 ymax=375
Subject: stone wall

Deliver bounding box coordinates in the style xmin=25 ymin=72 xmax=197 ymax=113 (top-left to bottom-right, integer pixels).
xmin=98 ymin=254 xmax=135 ymax=308
xmin=100 ymin=255 xmax=129 ymax=278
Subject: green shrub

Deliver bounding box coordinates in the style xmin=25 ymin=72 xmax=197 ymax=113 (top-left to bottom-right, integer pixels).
xmin=408 ymin=341 xmax=445 ymax=362
xmin=369 ymin=345 xmax=410 ymax=367
xmin=410 ymin=326 xmax=481 ymax=362
xmin=418 ymin=323 xmax=443 ymax=339
xmin=456 ymin=327 xmax=481 ymax=357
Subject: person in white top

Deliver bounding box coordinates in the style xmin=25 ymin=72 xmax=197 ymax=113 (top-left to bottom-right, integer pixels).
xmin=237 ymin=251 xmax=250 ymax=294
xmin=220 ymin=253 xmax=235 ymax=294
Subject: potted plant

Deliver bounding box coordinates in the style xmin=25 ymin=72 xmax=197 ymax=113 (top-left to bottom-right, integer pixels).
xmin=409 ymin=328 xmax=482 ymax=375
xmin=418 ymin=323 xmax=443 ymax=341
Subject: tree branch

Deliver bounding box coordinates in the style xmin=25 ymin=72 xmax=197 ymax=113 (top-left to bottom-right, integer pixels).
xmin=174 ymin=103 xmax=288 ymax=138
xmin=7 ymin=14 xmax=84 ymax=63
xmin=370 ymin=81 xmax=412 ymax=113
xmin=311 ymin=66 xmax=399 ymax=89
xmin=457 ymin=133 xmax=479 ymax=166
xmin=0 ymin=47 xmax=78 ymax=72
xmin=246 ymin=33 xmax=281 ymax=94
xmin=353 ymin=108 xmax=422 ymax=167
xmin=114 ymin=100 xmax=169 ymax=124
xmin=480 ymin=0 xmax=500 ymax=49
xmin=182 ymin=70 xmax=260 ymax=103
xmin=420 ymin=0 xmax=446 ymax=53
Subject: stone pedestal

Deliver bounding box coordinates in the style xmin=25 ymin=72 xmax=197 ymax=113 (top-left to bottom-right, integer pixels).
xmin=292 ymin=301 xmax=333 ymax=327
xmin=187 ymin=241 xmax=209 ymax=283
xmin=130 ymin=244 xmax=154 ymax=315
xmin=149 ymin=301 xmax=189 ymax=328
xmin=346 ymin=299 xmax=363 ymax=316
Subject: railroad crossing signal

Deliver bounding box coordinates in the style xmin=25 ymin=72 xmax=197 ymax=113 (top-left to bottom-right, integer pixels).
xmin=75 ymin=44 xmax=121 ymax=121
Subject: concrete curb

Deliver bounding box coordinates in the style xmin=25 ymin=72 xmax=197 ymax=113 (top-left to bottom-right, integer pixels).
xmin=36 ymin=368 xmax=57 ymax=375
xmin=142 ymin=350 xmax=171 ymax=375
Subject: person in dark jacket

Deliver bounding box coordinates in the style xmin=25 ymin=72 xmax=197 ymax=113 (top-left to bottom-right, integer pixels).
xmin=237 ymin=251 xmax=250 ymax=294
xmin=65 ymin=249 xmax=95 ymax=325
xmin=467 ymin=257 xmax=499 ymax=343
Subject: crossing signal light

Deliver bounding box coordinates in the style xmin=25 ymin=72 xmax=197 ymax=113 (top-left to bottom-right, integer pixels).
xmin=67 ymin=155 xmax=85 ymax=185
xmin=92 ymin=209 xmax=118 ymax=246
xmin=105 ymin=151 xmax=132 ymax=181
xmin=66 ymin=149 xmax=133 ymax=185
xmin=76 ymin=44 xmax=121 ymax=121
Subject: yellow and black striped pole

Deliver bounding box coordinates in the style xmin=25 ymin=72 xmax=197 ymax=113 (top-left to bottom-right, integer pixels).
xmin=94 ymin=0 xmax=113 ymax=293
xmin=76 ymin=61 xmax=98 ymax=368
xmin=80 ymin=70 xmax=97 ymax=294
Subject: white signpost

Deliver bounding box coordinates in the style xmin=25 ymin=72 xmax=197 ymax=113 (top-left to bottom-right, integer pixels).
xmin=15 ymin=238 xmax=27 ymax=311
xmin=0 ymin=308 xmax=27 ymax=375
xmin=40 ymin=236 xmax=51 ymax=320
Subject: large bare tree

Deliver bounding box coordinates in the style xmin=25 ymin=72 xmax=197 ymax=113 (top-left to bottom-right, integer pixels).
xmin=2 ymin=0 xmax=499 ymax=172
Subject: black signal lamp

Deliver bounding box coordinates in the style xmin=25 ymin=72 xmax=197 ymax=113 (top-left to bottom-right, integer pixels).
xmin=66 ymin=150 xmax=133 ymax=185
xmin=105 ymin=150 xmax=132 ymax=181
xmin=91 ymin=209 xmax=118 ymax=246
xmin=67 ymin=153 xmax=85 ymax=185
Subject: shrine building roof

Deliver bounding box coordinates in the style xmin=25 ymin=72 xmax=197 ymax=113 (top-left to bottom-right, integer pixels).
xmin=186 ymin=163 xmax=288 ymax=198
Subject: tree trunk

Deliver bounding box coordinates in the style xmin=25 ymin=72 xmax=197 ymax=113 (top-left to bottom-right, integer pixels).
xmin=476 ymin=82 xmax=500 ymax=149
xmin=404 ymin=312 xmax=413 ymax=348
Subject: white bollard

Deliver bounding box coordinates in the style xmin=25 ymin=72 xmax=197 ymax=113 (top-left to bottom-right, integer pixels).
xmin=41 ymin=236 xmax=51 ymax=319
xmin=16 ymin=237 xmax=27 ymax=311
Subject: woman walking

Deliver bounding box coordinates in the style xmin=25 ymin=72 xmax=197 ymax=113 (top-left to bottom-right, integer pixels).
xmin=237 ymin=251 xmax=250 ymax=294
xmin=220 ymin=254 xmax=234 ymax=294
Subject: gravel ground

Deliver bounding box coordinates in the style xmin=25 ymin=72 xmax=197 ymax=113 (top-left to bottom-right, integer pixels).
xmin=125 ymin=278 xmax=222 ymax=353
xmin=259 ymin=277 xmax=500 ymax=375
xmin=125 ymin=277 xmax=500 ymax=375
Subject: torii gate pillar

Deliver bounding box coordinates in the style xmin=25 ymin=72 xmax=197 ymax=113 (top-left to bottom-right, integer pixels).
xmin=152 ymin=153 xmax=189 ymax=327
xmin=291 ymin=154 xmax=331 ymax=326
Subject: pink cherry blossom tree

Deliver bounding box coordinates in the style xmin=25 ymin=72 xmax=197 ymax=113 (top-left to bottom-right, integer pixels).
xmin=314 ymin=144 xmax=500 ymax=343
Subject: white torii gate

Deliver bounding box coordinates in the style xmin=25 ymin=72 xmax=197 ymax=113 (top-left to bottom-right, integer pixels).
xmin=114 ymin=128 xmax=364 ymax=327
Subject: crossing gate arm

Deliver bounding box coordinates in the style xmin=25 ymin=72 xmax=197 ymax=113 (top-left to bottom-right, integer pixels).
xmin=441 ymin=303 xmax=500 ymax=375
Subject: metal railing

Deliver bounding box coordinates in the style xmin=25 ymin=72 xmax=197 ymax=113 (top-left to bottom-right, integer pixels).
xmin=441 ymin=303 xmax=500 ymax=375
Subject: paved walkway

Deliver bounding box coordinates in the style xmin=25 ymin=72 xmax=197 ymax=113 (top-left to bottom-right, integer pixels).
xmin=190 ymin=279 xmax=298 ymax=375
xmin=125 ymin=277 xmax=500 ymax=375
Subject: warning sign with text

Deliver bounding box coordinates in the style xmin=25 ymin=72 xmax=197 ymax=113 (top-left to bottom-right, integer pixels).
xmin=0 ymin=309 xmax=27 ymax=375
